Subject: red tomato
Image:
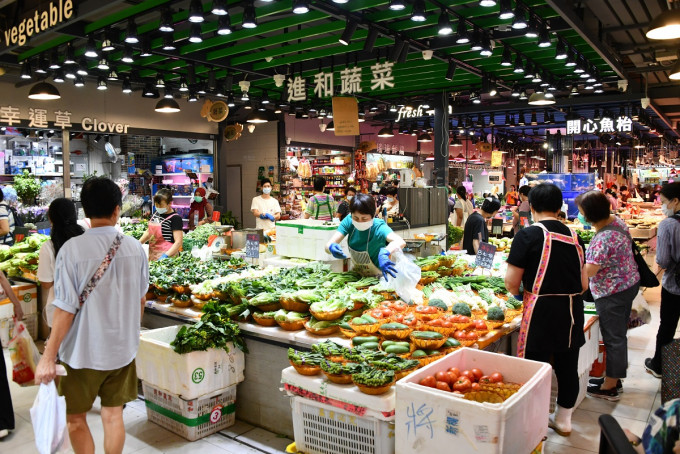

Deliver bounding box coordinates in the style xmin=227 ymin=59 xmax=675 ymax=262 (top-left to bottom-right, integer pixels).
xmin=479 ymin=375 xmax=492 ymax=384
xmin=446 ymin=371 xmax=459 ymax=384
xmin=435 ymin=371 xmax=451 ymax=384
xmin=471 ymin=382 xmax=481 ymax=391
xmin=382 ymin=308 xmax=393 ymax=317
xmin=470 ymin=368 xmax=483 ymax=381
xmin=453 ymin=376 xmax=472 ymax=392
xmin=436 ymin=381 xmax=452 ymax=392
xmin=442 ymin=321 xmax=453 ymax=328
xmin=419 ymin=375 xmax=436 ymax=388
xmin=429 ymin=319 xmax=442 ymax=327
xmin=465 ymin=331 xmax=479 ymax=340
xmin=474 ymin=320 xmax=487 ymax=330
xmin=453 ymin=330 xmax=466 ymax=340
xmin=394 ymin=314 xmax=404 ymax=323
xmin=448 ymin=367 xmax=460 ymax=377
xmin=452 ymin=390 xmax=464 ymax=395
xmin=461 ymin=370 xmax=475 ymax=381
xmin=490 ymin=372 xmax=504 ymax=383
xmin=460 ymin=316 xmax=470 ymax=323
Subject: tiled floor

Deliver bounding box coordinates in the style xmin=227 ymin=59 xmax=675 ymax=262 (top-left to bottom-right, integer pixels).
xmin=1 ymin=284 xmax=675 ymax=453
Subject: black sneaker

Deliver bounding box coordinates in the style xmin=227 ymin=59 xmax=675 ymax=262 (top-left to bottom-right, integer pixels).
xmin=587 ymin=384 xmax=620 ymax=402
xmin=588 ymin=377 xmax=623 ymax=393
xmin=645 ymin=358 xmax=662 ymax=378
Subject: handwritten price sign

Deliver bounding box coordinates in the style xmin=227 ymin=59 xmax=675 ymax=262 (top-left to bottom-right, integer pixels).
xmin=475 ymin=242 xmax=497 ymax=269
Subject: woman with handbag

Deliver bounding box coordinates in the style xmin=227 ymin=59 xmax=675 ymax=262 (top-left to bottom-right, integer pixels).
xmin=646 ymin=182 xmax=680 ymax=378
xmin=576 ymin=191 xmax=640 ymax=401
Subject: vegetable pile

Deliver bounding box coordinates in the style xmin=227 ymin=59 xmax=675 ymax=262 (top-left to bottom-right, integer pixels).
xmin=183 ymin=224 xmax=216 ymax=250
xmin=0 ymin=234 xmax=49 ymax=278
xmin=171 ymin=301 xmax=247 ymax=354
xmin=121 ymin=220 xmax=148 ymax=240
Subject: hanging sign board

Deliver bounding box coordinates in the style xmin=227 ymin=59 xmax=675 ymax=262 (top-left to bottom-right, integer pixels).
xmin=332 ymin=97 xmax=360 ymax=136
xmin=245 ymin=234 xmax=260 ymax=259
xmin=475 ymin=242 xmax=497 ymax=269
xmin=491 ymin=151 xmax=502 ymax=167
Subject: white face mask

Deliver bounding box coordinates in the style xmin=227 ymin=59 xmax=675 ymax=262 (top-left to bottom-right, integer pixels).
xmin=156 ymin=207 xmax=168 ymax=214
xmin=387 ymin=197 xmax=395 ymax=203
xmin=263 ymin=187 xmax=272 ymax=195
xmin=662 ymin=202 xmax=676 ymax=217
xmin=352 ymin=219 xmax=373 ymax=231
xmin=347 ymin=195 xmax=353 ymax=201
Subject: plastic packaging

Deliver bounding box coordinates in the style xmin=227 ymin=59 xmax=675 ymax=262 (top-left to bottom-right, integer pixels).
xmin=391 ymin=249 xmax=421 ymax=304
xmin=8 ymin=319 xmax=41 ymax=386
xmin=30 ymin=381 xmax=71 ymax=454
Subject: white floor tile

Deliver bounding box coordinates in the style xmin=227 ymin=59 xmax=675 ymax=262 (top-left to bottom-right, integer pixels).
xmin=219 ymin=420 xmax=256 ymax=438
xmin=544 ymin=440 xmax=597 ymax=453
xmin=235 ymin=427 xmax=293 ymax=453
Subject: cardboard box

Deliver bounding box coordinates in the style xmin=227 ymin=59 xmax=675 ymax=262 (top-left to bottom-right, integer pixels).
xmin=395 ymin=348 xmax=552 ymax=454
xmin=0 ymin=282 xmax=38 ymax=317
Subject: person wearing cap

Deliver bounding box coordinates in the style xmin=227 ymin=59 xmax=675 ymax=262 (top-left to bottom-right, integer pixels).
xmin=188 ymin=187 xmax=213 ymax=231
xmin=462 ymin=197 xmax=502 ymax=255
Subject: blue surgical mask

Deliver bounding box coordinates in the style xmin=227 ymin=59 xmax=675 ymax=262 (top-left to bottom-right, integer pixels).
xmin=577 ymin=213 xmax=590 ymax=227
xmin=156 ymin=207 xmax=168 ymax=214
xmin=387 ymin=197 xmax=395 ymax=203
xmin=263 ymin=187 xmax=272 ymax=195
xmin=347 ymin=195 xmax=353 ymax=201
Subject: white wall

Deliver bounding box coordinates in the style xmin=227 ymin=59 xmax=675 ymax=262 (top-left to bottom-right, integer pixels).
xmin=222 ymin=121 xmax=279 ymax=228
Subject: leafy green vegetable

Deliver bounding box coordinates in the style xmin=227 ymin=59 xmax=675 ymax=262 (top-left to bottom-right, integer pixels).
xmin=122 ymin=220 xmax=148 ymax=240
xmin=171 ymin=303 xmax=247 ymax=354
xmin=352 ymin=368 xmax=394 ymax=387
xmin=287 ymin=348 xmax=323 ymax=366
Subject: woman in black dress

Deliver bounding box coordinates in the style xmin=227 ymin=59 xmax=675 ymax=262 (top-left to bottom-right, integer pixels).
xmin=505 ymin=183 xmax=588 ymax=437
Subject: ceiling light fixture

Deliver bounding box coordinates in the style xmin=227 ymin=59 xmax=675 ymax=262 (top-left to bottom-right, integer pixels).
xmin=669 ymin=58 xmax=680 ymax=80
xmin=140 ymin=37 xmax=152 ymax=57
xmin=122 ymin=77 xmax=132 ymax=94
xmin=77 ymin=59 xmax=88 ymax=76
xmin=52 ymin=69 xmax=65 ymax=83
xmin=417 ymin=132 xmax=433 ymax=142
xmin=389 ymin=0 xmax=406 ymax=10
xmin=28 ymin=82 xmax=61 ymax=100
xmin=242 ymin=3 xmax=257 ymax=28
xmin=159 ymin=9 xmax=174 ymax=32
xmin=378 ymin=125 xmax=394 ymax=137
xmin=155 ymin=98 xmax=181 ymax=113
xmin=164 ymin=88 xmax=174 ymax=99
xmin=479 ymin=35 xmax=493 ymax=56
xmin=49 ymin=50 xmax=61 ymax=69
xmin=97 ymin=75 xmax=108 ymax=90
xmin=188 ymin=92 xmax=198 ymax=102
xmin=445 ymin=60 xmax=457 ymax=81
xmin=500 ymin=46 xmax=512 ymax=66
xmin=179 ymin=76 xmax=189 ymax=92
xmin=155 ymin=73 xmax=165 ymax=88
xmin=537 ymin=27 xmax=551 ymax=47
xmin=647 ymin=8 xmax=680 ymax=40
xmin=479 ymin=0 xmax=496 ymax=7
xmin=217 ymin=15 xmax=232 ymax=35
xmin=125 ymin=19 xmax=139 ymax=44
xmin=162 ymin=34 xmax=176 ymax=50
xmin=247 ymin=110 xmax=268 ymax=123
xmin=97 ymin=58 xmax=109 ymax=70
xmin=364 ymin=27 xmax=379 ymax=52
xmin=339 ymin=19 xmax=358 ymax=45
xmin=122 ymin=45 xmax=135 ymax=63
xmin=470 ymin=28 xmax=483 ymax=51
xmin=513 ymin=54 xmax=524 ymax=73
xmin=438 ymin=10 xmax=453 ymax=35
xmin=525 ymin=16 xmax=539 ymax=38
xmin=101 ymin=30 xmax=114 ymax=52
xmin=455 ymin=19 xmax=469 ymax=43
xmin=35 ymin=54 xmax=48 ymax=74
xmin=64 ymin=43 xmax=76 ymax=65
xmin=499 ymin=0 xmax=514 ymax=19
xmin=211 ymin=0 xmax=228 ymax=15
xmin=85 ymin=35 xmax=98 ymax=58
xmin=293 ymin=0 xmax=309 ymax=14
xmin=189 ymin=24 xmax=202 ymax=43
xmin=512 ymin=5 xmax=527 ymax=29
xmin=411 ymin=0 xmax=427 ymax=22
xmin=188 ymin=0 xmax=205 ymax=23
xmin=74 ymin=75 xmax=85 ymax=87
xmin=555 ymin=40 xmax=567 ymax=59
xmin=107 ymin=68 xmax=118 ymax=81
xmin=20 ymin=61 xmax=32 ymax=79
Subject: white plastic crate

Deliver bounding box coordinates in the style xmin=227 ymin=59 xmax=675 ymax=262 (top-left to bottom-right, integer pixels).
xmin=142 ymin=381 xmax=236 ymax=441
xmin=395 ymin=348 xmax=552 ymax=454
xmin=291 ymin=396 xmax=395 ymax=454
xmin=136 ymin=325 xmax=245 ymax=399
xmin=1 ymin=313 xmax=38 ymax=347
xmin=275 ymin=220 xmax=344 ymax=261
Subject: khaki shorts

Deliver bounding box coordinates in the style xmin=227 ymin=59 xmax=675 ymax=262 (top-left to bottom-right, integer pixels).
xmin=58 ymin=359 xmax=138 ymax=414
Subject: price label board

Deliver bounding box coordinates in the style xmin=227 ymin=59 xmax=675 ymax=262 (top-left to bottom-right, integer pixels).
xmin=475 ymin=242 xmax=497 ymax=269
xmin=491 ymin=219 xmax=504 ymax=236
xmin=245 ymin=233 xmax=260 ymax=259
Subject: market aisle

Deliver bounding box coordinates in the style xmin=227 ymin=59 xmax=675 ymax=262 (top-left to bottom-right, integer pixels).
xmin=544 ymin=285 xmax=665 ymax=454
xmin=1 ymin=284 xmax=670 ymax=454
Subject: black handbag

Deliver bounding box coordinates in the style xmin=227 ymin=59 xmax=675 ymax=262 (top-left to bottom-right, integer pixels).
xmin=597 ymin=222 xmax=659 ymax=288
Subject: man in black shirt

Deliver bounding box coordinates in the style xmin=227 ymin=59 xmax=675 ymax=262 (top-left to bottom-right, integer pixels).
xmin=462 ymin=197 xmax=501 ymax=255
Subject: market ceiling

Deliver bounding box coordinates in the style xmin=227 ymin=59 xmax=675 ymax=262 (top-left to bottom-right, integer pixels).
xmin=0 ymin=0 xmax=677 ymax=138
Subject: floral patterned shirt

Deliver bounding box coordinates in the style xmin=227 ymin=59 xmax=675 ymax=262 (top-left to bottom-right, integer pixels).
xmin=586 ymin=216 xmax=640 ymax=299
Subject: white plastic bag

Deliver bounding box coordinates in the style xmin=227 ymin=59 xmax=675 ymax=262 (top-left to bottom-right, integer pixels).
xmin=30 ymin=381 xmax=71 ymax=454
xmin=629 ymin=290 xmax=652 ymax=329
xmin=391 ymin=249 xmax=421 ymax=304
xmin=8 ymin=320 xmax=41 ymax=386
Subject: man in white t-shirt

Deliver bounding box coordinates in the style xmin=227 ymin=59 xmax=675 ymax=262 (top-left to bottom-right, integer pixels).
xmin=251 ymin=178 xmax=281 ymax=230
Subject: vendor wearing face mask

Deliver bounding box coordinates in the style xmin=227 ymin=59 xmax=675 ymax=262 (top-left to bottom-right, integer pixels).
xmin=188 ymin=187 xmax=213 ymax=230
xmin=335 ymin=186 xmax=356 ymax=221
xmin=325 ymin=193 xmax=406 ymax=280
xmin=251 ymin=178 xmax=281 ymax=230
xmin=139 ymin=188 xmax=184 ymax=260
xmin=379 ymin=187 xmax=399 ymax=219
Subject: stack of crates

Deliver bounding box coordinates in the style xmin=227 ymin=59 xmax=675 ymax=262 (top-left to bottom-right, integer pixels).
xmin=136 ymin=325 xmax=246 ymax=441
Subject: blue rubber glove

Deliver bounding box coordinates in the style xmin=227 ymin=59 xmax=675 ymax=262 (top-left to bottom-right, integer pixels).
xmin=378 ymin=248 xmax=397 ymax=281
xmin=265 ymin=213 xmax=276 ymax=222
xmin=259 ymin=213 xmax=267 ymax=219
xmin=329 ymin=243 xmax=348 ymax=259
xmin=159 ymin=253 xmax=169 ymax=260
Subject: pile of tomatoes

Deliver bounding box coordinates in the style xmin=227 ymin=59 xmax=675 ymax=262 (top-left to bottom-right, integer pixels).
xmin=418 ymin=367 xmax=504 ymax=393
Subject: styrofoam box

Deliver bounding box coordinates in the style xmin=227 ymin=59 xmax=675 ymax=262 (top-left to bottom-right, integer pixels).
xmin=291 ymin=396 xmax=395 ymax=454
xmin=137 ymin=325 xmax=245 ymax=399
xmin=0 ymin=282 xmax=38 ymax=317
xmin=142 ymin=381 xmax=236 ymax=442
xmin=275 ymin=219 xmax=344 ymax=261
xmin=263 ymin=255 xmax=344 ymax=273
xmin=395 ymin=348 xmax=552 ymax=454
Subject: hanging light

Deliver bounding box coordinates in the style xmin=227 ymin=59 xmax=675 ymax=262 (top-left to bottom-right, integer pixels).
xmin=28 ymin=82 xmax=61 ymax=100
xmin=525 ymin=16 xmax=539 ymax=38
xmin=293 ymin=0 xmax=310 ymax=14
xmin=122 ymin=45 xmax=135 ymax=63
xmin=417 ymin=132 xmax=433 ymax=142
xmin=211 ymin=0 xmax=228 ymax=15
xmin=411 ymin=0 xmax=427 ymax=22
xmin=326 ymin=121 xmax=335 ymax=131
xmin=445 ymin=60 xmax=457 ymax=81
xmin=555 ymin=40 xmax=567 ymax=59
xmin=538 ymin=27 xmax=551 ymax=47
xmin=188 ymin=0 xmax=205 ymax=23
xmin=669 ymin=58 xmax=680 ymax=80
xmin=470 ymin=28 xmax=483 ymax=51
xmin=52 ymin=69 xmax=65 ymax=83
xmin=77 ymin=59 xmax=88 ymax=76
xmin=565 ymin=50 xmax=577 ymax=66
xmin=179 ymin=76 xmax=189 ymax=92
xmin=155 ymin=98 xmax=181 ymax=113
xmin=20 ymin=61 xmax=32 ymax=79
xmin=122 ymin=77 xmax=132 ymax=94
xmin=107 ymin=68 xmax=118 ymax=81
xmin=164 ymin=88 xmax=174 ymax=99
xmin=647 ymin=8 xmax=680 ymax=40
xmin=438 ymin=10 xmax=453 ymax=35
xmin=479 ymin=0 xmax=496 ymax=7
xmin=513 ymin=54 xmax=524 ymax=73
xmin=189 ymin=24 xmax=202 ymax=43
xmin=217 ymin=15 xmax=232 ymax=35
xmin=162 ymin=35 xmax=176 ymax=50
xmin=125 ymin=19 xmax=139 ymax=44
xmin=64 ymin=64 xmax=77 ymax=80
xmin=140 ymin=37 xmax=152 ymax=57
xmin=499 ymin=0 xmax=514 ymax=19
xmin=501 ymin=46 xmax=512 ymax=66
xmin=97 ymin=76 xmax=108 ymax=90
xmin=389 ymin=0 xmax=406 ymax=10
xmin=74 ymin=75 xmax=85 ymax=87
xmin=155 ymin=73 xmax=165 ymax=88
xmin=242 ymin=3 xmax=257 ymax=28
xmin=511 ymin=84 xmax=521 ymax=97
xmin=479 ymin=35 xmax=493 ymax=56
xmin=378 ymin=125 xmax=394 ymax=137
xmin=97 ymin=58 xmax=109 ymax=70
xmin=455 ymin=19 xmax=469 ymax=44
xmin=227 ymin=93 xmax=236 ymax=107
xmin=519 ymin=90 xmax=528 ymax=100
xmin=49 ymin=50 xmax=61 ymax=69
xmin=246 ymin=110 xmax=268 ymax=123
xmin=101 ymin=30 xmax=114 ymax=52
xmin=159 ymin=9 xmax=174 ymax=32
xmin=512 ymin=5 xmax=527 ymax=29
xmin=188 ymin=92 xmax=199 ymax=102
xmin=339 ymin=19 xmax=358 ymax=45
xmin=143 ymin=83 xmax=157 ymax=97
xmin=84 ymin=35 xmax=98 ymax=58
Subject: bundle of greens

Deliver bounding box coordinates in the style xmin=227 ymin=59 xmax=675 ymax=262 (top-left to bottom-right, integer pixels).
xmin=311 ymin=340 xmax=349 ymax=358
xmin=122 ymin=220 xmax=148 ymax=240
xmin=183 ymin=224 xmax=216 ymax=249
xmin=171 ymin=302 xmax=247 ymax=354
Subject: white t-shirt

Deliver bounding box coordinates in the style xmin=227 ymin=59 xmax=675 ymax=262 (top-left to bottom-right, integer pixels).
xmin=37 ymin=240 xmax=56 ymax=325
xmin=251 ymin=195 xmax=281 ymax=230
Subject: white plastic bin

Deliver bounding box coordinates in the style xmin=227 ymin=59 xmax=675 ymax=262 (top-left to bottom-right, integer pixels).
xmin=395 ymin=348 xmax=552 ymax=454
xmin=136 ymin=325 xmax=245 ymax=399
xmin=275 ymin=220 xmax=342 ymax=261
xmin=142 ymin=381 xmax=236 ymax=441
